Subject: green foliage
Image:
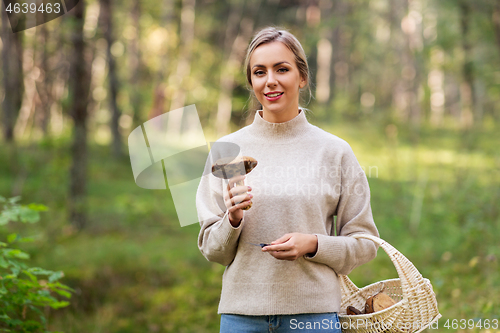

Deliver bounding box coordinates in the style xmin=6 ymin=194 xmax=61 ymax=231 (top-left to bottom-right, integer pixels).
xmin=0 ymin=197 xmax=47 ymax=226
xmin=0 ymin=197 xmax=74 ymax=333
xmin=1 ymin=124 xmax=495 ymax=332
xmin=325 ymin=119 xmax=500 ymax=332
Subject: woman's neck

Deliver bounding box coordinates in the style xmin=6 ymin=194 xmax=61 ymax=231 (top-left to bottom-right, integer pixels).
xmin=261 ymin=106 xmax=301 ymax=123
xmin=248 ymin=107 xmax=309 ymax=143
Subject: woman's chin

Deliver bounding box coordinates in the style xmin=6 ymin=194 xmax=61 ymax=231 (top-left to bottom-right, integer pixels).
xmin=262 ymin=103 xmax=286 ymax=113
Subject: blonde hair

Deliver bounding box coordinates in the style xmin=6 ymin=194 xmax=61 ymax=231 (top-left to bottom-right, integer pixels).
xmin=243 ymin=26 xmax=312 ymax=112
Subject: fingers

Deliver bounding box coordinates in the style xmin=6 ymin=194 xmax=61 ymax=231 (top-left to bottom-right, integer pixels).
xmin=227 ymin=198 xmax=252 ymax=213
xmin=225 ymin=192 xmax=252 ymax=209
xmin=271 ymin=233 xmax=292 ymax=245
xmin=224 ymin=175 xmax=252 ymax=208
xmin=227 ymin=174 xmax=246 ymax=190
xmin=227 ymin=201 xmax=251 ymax=221
xmin=262 ymin=233 xmax=300 ymax=261
xmin=261 ymin=233 xmax=292 ymax=251
xmin=226 ymin=187 xmax=250 ymax=200
xmin=262 ymin=242 xmax=291 ymax=253
xmin=223 ymin=175 xmax=253 ymax=222
xmin=265 ymin=248 xmax=299 ymax=261
xmin=226 ymin=193 xmax=253 ymax=206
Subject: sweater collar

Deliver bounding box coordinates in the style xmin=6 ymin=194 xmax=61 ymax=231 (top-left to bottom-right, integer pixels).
xmin=247 ymin=108 xmax=310 ymax=142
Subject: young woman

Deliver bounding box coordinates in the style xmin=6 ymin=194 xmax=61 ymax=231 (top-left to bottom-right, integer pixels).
xmin=196 ymin=26 xmax=379 ymax=333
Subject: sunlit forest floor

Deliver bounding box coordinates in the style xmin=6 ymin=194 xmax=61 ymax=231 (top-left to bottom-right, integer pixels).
xmin=1 ymin=115 xmax=499 ymax=333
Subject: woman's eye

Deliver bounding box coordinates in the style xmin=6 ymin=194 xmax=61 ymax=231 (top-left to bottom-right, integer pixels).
xmin=278 ymin=68 xmax=289 ymax=73
xmin=254 ymin=70 xmax=264 ymax=76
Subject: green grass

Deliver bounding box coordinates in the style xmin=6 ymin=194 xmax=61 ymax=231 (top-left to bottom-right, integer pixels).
xmin=1 ymin=116 xmax=499 ymax=332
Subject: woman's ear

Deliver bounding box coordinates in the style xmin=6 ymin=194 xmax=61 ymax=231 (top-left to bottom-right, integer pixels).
xmin=299 ymin=77 xmax=307 ymax=89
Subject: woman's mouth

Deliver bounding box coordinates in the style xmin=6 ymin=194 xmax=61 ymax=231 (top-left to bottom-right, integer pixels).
xmin=265 ymin=92 xmax=283 ymax=101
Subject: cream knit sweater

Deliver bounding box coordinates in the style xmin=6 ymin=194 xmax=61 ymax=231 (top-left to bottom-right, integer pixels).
xmin=196 ymin=108 xmax=379 ymax=315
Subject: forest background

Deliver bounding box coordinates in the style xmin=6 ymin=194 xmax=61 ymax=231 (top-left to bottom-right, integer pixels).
xmin=1 ymin=0 xmax=499 ymax=332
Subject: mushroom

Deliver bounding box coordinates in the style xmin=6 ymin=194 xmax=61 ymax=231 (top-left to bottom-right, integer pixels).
xmin=346 ymin=306 xmax=363 ymax=315
xmin=211 ymin=156 xmax=258 ymax=210
xmin=365 ymin=292 xmax=396 ymax=314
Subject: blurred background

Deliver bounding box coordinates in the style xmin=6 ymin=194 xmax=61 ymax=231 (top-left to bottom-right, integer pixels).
xmin=1 ymin=0 xmax=499 ymax=332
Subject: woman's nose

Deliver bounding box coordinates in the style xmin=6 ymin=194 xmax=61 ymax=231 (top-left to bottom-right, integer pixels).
xmin=266 ymin=73 xmax=277 ymax=86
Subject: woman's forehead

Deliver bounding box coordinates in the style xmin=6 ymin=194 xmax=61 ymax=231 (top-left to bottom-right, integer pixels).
xmin=250 ymin=42 xmax=295 ymax=67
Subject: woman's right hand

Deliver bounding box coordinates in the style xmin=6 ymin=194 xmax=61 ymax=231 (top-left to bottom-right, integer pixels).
xmin=224 ymin=174 xmax=253 ymax=227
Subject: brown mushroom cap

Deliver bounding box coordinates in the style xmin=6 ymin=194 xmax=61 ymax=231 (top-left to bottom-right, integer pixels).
xmin=211 ymin=156 xmax=258 ymax=179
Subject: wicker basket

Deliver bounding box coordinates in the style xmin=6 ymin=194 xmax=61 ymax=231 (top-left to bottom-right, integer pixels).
xmin=338 ymin=234 xmax=441 ymax=333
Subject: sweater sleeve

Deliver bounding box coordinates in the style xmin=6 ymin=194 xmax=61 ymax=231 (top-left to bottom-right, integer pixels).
xmin=303 ymin=147 xmax=379 ymax=275
xmin=196 ymin=164 xmax=244 ymax=266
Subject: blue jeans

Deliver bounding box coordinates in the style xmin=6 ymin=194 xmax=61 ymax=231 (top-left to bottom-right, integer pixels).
xmin=220 ymin=312 xmax=341 ymax=333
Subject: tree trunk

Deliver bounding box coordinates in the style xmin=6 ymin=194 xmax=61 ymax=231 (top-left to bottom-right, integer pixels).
xmin=214 ymin=0 xmax=245 ymax=135
xmin=405 ymin=0 xmax=421 ymax=128
xmin=100 ymin=0 xmax=122 ymax=157
xmin=129 ymin=0 xmax=143 ymax=128
xmin=1 ymin=7 xmax=24 ymax=142
xmin=69 ymin=0 xmax=91 ymax=230
xmin=13 ymin=23 xmax=38 ymax=140
xmin=316 ymin=35 xmax=332 ymax=105
xmin=1 ymin=6 xmax=14 ymax=142
xmin=147 ymin=0 xmax=175 ymax=121
xmin=35 ymin=20 xmax=52 ymax=137
xmin=167 ymin=0 xmax=196 ymax=135
xmin=459 ymin=0 xmax=475 ymax=129
xmin=389 ymin=0 xmax=420 ymax=129
xmin=215 ymin=0 xmax=262 ymax=135
xmin=327 ymin=0 xmax=347 ymax=111
xmin=389 ymin=0 xmax=407 ymax=123
xmin=315 ymin=1 xmax=334 ymax=105
xmin=493 ymin=2 xmax=500 ymax=55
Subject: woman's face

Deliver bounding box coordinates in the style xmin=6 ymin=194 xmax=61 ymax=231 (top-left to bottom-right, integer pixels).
xmin=249 ymin=41 xmax=306 ymax=123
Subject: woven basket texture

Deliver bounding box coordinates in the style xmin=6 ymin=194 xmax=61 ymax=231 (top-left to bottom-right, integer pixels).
xmin=338 ymin=234 xmax=441 ymax=333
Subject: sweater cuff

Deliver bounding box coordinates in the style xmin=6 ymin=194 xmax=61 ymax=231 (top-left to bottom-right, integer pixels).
xmin=303 ymin=234 xmax=345 ymax=268
xmin=215 ymin=210 xmax=244 ymax=246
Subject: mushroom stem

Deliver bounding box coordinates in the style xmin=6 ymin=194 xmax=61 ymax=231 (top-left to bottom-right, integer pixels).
xmin=211 ymin=155 xmax=258 ymax=211
xmin=235 ymin=179 xmax=252 ymax=210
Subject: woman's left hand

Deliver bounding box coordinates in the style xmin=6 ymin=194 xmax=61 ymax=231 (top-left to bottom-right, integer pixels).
xmin=262 ymin=233 xmax=318 ymax=261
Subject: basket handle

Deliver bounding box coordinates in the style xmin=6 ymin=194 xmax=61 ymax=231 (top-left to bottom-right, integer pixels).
xmin=339 ymin=274 xmax=360 ymax=295
xmin=338 ymin=235 xmax=384 ymax=300
xmin=350 ymin=233 xmax=427 ymax=302
xmin=350 ymin=233 xmax=386 ymax=246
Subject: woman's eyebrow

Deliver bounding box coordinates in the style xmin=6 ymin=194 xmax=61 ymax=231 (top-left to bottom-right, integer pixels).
xmin=252 ymin=61 xmax=290 ymax=69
